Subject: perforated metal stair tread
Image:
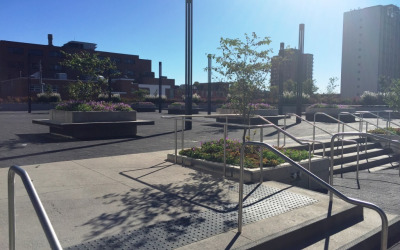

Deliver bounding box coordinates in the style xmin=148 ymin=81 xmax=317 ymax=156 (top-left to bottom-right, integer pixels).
xmin=66 ymin=184 xmax=318 ymax=250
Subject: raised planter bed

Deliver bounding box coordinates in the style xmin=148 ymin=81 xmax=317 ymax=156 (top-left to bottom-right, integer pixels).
xmin=167 ymin=107 xmax=200 ymax=115
xmin=33 ymin=109 xmax=154 ymax=139
xmin=215 ymin=108 xmax=284 ymax=125
xmin=131 ymin=103 xmax=156 ymax=112
xmin=167 ymin=153 xmax=329 ymax=192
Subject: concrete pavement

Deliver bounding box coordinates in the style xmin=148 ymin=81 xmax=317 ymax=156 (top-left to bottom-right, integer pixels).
xmin=1 ymin=110 xmax=400 ymax=249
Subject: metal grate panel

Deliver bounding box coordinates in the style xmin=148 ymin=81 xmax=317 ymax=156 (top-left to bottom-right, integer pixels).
xmin=67 ymin=184 xmax=317 ymax=250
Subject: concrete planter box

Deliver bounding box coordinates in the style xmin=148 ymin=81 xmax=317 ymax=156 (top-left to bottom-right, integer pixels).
xmin=305 ymin=107 xmax=355 ymax=123
xmin=33 ymin=109 xmax=155 ymax=139
xmin=216 ymin=108 xmax=239 ymax=114
xmin=368 ymin=134 xmax=400 ymax=154
xmin=216 ymin=108 xmax=278 ymax=116
xmin=50 ymin=109 xmax=136 ymax=123
xmin=131 ymin=103 xmax=156 ymax=112
xmin=167 ymin=105 xmax=200 ymax=114
xmin=167 ymin=153 xmax=329 ymax=192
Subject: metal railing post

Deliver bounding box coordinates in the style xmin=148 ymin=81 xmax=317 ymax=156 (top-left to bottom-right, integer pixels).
xmin=238 ymin=144 xmax=244 ymax=233
xmin=175 ymin=119 xmax=178 ymax=163
xmin=260 ymin=127 xmax=263 ymax=142
xmin=8 ymin=166 xmax=62 ymax=250
xmin=8 ymin=170 xmax=15 ymax=250
xmin=224 ymin=122 xmax=227 ymax=178
xmin=308 ymin=144 xmax=311 ymax=189
xmin=260 ymin=146 xmax=263 ymax=183
xmin=181 ymin=117 xmax=185 ymax=151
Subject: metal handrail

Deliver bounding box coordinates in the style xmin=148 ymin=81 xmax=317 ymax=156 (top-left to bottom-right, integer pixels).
xmin=350 ymin=112 xmax=399 ymax=135
xmin=313 ymin=112 xmax=359 ymax=134
xmin=8 ymin=165 xmax=62 ymax=250
xmin=287 ymin=112 xmax=358 ymax=153
xmin=239 ymin=141 xmax=389 ymax=250
xmin=356 ymin=110 xmax=400 ymax=129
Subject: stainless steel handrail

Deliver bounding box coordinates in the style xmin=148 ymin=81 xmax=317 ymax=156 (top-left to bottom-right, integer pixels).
xmin=341 ymin=111 xmax=398 ymax=148
xmin=287 ymin=112 xmax=358 ymax=153
xmin=239 ymin=141 xmax=389 ymax=250
xmin=314 ymin=112 xmax=359 ymax=134
xmin=356 ymin=110 xmax=400 ymax=129
xmin=8 ymin=165 xmax=62 ymax=250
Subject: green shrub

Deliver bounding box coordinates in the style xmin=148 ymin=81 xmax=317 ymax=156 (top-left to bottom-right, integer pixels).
xmin=36 ymin=93 xmax=62 ymax=103
xmin=179 ymin=138 xmax=310 ymax=168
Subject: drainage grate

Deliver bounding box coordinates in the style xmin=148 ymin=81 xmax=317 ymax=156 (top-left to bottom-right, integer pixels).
xmin=66 ymin=184 xmax=317 ymax=250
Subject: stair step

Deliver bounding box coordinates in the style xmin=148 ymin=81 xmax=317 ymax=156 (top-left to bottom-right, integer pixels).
xmin=304 ymin=209 xmax=400 ymax=250
xmin=333 ymin=154 xmax=400 ymax=174
xmin=332 ymin=147 xmax=393 ymax=165
xmin=314 ymin=141 xmax=380 ymax=156
xmin=193 ymin=181 xmax=364 ymax=250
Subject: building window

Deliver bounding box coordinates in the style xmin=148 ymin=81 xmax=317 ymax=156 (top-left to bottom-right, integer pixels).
xmin=124 ymin=58 xmax=135 ymax=64
xmin=126 ymin=70 xmax=135 ymax=78
xmin=49 ymin=50 xmax=62 ymax=57
xmin=31 ymin=62 xmax=40 ymax=71
xmin=112 ymin=57 xmax=121 ymax=63
xmin=28 ymin=49 xmax=43 ymax=56
xmin=49 ymin=63 xmax=62 ymax=71
xmin=29 ymin=84 xmax=41 ymax=92
xmin=7 ymin=61 xmax=24 ymax=69
xmin=7 ymin=47 xmax=24 ymax=55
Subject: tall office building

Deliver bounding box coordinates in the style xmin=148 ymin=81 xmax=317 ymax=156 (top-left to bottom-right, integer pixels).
xmin=341 ymin=5 xmax=400 ymax=98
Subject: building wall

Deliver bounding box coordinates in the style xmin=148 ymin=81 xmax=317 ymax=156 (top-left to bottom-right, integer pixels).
xmin=341 ymin=5 xmax=400 ymax=98
xmin=0 ymin=37 xmax=175 ymax=99
xmin=270 ymin=48 xmax=313 ymax=89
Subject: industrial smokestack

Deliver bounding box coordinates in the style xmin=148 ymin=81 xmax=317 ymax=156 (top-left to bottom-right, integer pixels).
xmin=279 ymin=42 xmax=285 ymax=56
xmin=298 ymin=24 xmax=304 ymax=54
xmin=48 ymin=34 xmax=53 ymax=46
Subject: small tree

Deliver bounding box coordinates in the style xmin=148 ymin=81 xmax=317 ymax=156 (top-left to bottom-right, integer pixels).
xmin=302 ymin=79 xmax=318 ymax=96
xmin=326 ymin=77 xmax=339 ymax=103
xmin=211 ymin=32 xmax=272 ymax=141
xmin=384 ymin=79 xmax=400 ymax=111
xmin=61 ymin=51 xmax=119 ymax=101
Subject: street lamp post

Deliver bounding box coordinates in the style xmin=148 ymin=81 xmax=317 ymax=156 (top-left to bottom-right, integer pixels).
xmin=207 ymin=54 xmax=212 ymax=115
xmin=185 ymin=0 xmax=193 ymax=130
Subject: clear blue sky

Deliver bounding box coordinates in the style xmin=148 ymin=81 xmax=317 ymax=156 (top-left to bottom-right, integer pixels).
xmin=0 ymin=0 xmax=396 ymax=93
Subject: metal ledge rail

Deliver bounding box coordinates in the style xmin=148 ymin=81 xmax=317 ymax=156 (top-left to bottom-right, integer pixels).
xmin=340 ymin=111 xmax=399 ymax=149
xmin=8 ymin=165 xmax=62 ymax=250
xmin=356 ymin=110 xmax=400 ymax=129
xmin=286 ymin=112 xmax=359 ymax=154
xmin=342 ymin=111 xmax=400 ymax=135
xmin=239 ymin=140 xmax=389 ymax=250
xmin=162 ymin=114 xmax=325 ymax=185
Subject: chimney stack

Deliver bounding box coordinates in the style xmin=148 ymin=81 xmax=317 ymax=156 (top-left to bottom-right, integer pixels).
xmin=48 ymin=34 xmax=53 ymax=46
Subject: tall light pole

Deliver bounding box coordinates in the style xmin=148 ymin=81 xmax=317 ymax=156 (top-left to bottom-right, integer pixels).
xmin=296 ymin=24 xmax=305 ymax=124
xmin=207 ymin=54 xmax=212 ymax=115
xmin=185 ymin=0 xmax=193 ymax=130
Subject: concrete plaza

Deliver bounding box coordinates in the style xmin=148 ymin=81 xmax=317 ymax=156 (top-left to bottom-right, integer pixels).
xmin=0 ymin=111 xmax=399 ymax=249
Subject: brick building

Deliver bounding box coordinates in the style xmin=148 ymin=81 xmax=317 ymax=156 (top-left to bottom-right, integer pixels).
xmin=0 ymin=34 xmax=175 ymax=100
xmin=270 ymin=42 xmax=313 ymax=90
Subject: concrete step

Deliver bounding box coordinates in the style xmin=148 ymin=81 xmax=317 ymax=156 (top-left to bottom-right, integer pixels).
xmin=333 ymin=153 xmax=400 ymax=174
xmin=304 ymin=209 xmax=400 ymax=250
xmin=332 ymin=147 xmax=393 ymax=165
xmin=177 ymin=181 xmax=365 ymax=250
xmin=290 ymin=137 xmax=371 ymax=152
xmin=313 ymin=141 xmax=380 ymax=156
